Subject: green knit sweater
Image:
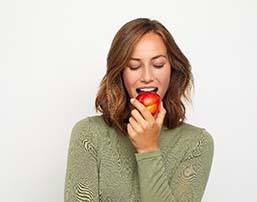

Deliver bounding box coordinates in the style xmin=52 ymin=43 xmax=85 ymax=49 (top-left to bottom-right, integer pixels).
xmin=64 ymin=115 xmax=214 ymax=202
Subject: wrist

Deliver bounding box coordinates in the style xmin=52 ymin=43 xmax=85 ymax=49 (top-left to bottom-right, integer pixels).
xmin=137 ymin=146 xmax=160 ymax=154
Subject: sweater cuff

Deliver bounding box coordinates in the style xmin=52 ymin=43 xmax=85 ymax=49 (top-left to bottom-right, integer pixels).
xmin=135 ymin=149 xmax=161 ymax=161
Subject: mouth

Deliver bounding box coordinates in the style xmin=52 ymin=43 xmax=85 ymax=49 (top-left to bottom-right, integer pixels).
xmin=136 ymin=87 xmax=158 ymax=95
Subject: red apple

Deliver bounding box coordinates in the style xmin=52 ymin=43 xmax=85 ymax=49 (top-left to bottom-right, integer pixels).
xmin=136 ymin=91 xmax=161 ymax=116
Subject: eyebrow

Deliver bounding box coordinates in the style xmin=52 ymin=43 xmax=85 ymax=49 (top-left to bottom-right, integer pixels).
xmin=130 ymin=54 xmax=167 ymax=61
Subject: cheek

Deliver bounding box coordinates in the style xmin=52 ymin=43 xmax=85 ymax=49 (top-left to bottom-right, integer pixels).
xmin=156 ymin=68 xmax=171 ymax=94
xmin=156 ymin=67 xmax=170 ymax=82
xmin=163 ymin=68 xmax=171 ymax=86
xmin=122 ymin=69 xmax=137 ymax=91
xmin=163 ymin=71 xmax=171 ymax=83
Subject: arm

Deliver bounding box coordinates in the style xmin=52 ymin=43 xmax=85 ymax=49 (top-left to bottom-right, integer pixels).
xmin=135 ymin=129 xmax=214 ymax=202
xmin=64 ymin=117 xmax=99 ymax=202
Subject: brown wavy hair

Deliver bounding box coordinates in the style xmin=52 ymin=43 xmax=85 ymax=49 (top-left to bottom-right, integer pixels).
xmin=95 ymin=18 xmax=194 ymax=136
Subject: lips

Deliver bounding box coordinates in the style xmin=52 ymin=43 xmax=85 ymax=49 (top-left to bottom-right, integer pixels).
xmin=136 ymin=87 xmax=158 ymax=95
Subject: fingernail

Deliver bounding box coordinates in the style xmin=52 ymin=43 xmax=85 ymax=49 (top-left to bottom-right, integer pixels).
xmin=130 ymin=98 xmax=135 ymax=103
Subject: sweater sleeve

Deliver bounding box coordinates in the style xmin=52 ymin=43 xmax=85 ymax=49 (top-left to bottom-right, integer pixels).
xmin=64 ymin=117 xmax=99 ymax=202
xmin=135 ymin=129 xmax=214 ymax=202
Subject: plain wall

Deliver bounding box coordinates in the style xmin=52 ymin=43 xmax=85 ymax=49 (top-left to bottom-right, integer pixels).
xmin=1 ymin=0 xmax=257 ymax=201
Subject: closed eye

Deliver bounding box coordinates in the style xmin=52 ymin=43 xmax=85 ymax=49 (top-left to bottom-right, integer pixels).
xmin=154 ymin=64 xmax=164 ymax=68
xmin=129 ymin=66 xmax=140 ymax=70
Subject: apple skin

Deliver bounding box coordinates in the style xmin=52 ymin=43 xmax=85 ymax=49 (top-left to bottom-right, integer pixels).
xmin=136 ymin=91 xmax=161 ymax=116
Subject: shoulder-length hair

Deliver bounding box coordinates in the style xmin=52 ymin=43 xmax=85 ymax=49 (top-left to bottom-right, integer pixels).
xmin=95 ymin=18 xmax=194 ymax=136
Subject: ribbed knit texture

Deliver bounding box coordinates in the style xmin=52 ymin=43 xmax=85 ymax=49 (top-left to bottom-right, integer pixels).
xmin=64 ymin=115 xmax=214 ymax=202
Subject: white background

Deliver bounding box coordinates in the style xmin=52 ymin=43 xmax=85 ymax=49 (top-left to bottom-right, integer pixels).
xmin=1 ymin=0 xmax=257 ymax=201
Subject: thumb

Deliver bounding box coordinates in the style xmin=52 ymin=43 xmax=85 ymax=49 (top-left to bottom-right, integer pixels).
xmin=155 ymin=101 xmax=166 ymax=127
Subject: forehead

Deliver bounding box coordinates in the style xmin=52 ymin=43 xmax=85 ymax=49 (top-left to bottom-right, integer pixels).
xmin=130 ymin=32 xmax=167 ymax=59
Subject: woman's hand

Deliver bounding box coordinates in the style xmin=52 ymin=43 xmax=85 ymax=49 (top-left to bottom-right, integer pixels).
xmin=127 ymin=98 xmax=166 ymax=154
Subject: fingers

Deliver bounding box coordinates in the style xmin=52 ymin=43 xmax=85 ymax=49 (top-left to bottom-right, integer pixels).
xmin=131 ymin=109 xmax=147 ymax=128
xmin=129 ymin=116 xmax=144 ymax=134
xmin=130 ymin=98 xmax=153 ymax=122
xmin=127 ymin=123 xmax=136 ymax=141
xmin=156 ymin=101 xmax=166 ymax=126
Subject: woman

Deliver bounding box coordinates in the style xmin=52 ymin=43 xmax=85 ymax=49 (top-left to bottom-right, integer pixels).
xmin=64 ymin=18 xmax=214 ymax=202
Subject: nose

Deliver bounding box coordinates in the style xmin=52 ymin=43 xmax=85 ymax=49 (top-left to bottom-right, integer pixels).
xmin=141 ymin=66 xmax=154 ymax=82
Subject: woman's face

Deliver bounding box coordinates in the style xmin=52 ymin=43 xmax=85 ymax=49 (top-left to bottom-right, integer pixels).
xmin=122 ymin=32 xmax=171 ymax=100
